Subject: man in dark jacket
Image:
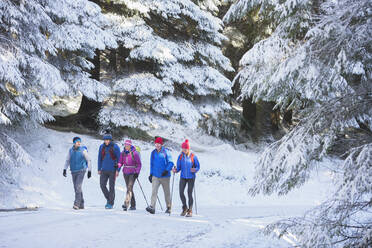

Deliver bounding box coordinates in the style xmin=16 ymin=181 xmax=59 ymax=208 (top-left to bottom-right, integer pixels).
xmin=98 ymin=134 xmax=121 ymax=209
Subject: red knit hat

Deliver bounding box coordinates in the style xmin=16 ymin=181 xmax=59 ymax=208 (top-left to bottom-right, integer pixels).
xmin=155 ymin=137 xmax=163 ymax=145
xmin=181 ymin=139 xmax=190 ymax=149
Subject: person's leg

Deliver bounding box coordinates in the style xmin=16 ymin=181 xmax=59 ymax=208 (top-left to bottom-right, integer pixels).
xmin=108 ymin=171 xmax=116 ymax=206
xmin=150 ymin=176 xmax=161 ymax=208
xmin=187 ymin=178 xmax=195 ymax=210
xmin=129 ymin=175 xmax=136 ymax=208
xmin=124 ymin=174 xmax=135 ymax=207
xmin=72 ymin=172 xmax=79 ymax=207
xmin=179 ymin=178 xmax=187 ymax=208
xmin=160 ymin=177 xmax=171 ymax=209
xmin=100 ymin=171 xmax=110 ymax=202
xmin=77 ymin=170 xmax=86 ymax=208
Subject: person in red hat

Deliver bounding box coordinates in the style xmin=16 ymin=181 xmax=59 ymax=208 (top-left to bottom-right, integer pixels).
xmin=146 ymin=136 xmax=174 ymax=214
xmin=172 ymin=139 xmax=200 ymax=217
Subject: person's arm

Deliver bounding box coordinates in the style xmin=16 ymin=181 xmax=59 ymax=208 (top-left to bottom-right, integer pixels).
xmin=82 ymin=150 xmax=92 ymax=171
xmin=165 ymin=149 xmax=174 ymax=171
xmin=176 ymin=154 xmax=181 ymax=173
xmin=98 ymin=145 xmax=102 ymax=171
xmin=114 ymin=145 xmax=121 ymax=172
xmin=64 ymin=150 xmax=70 ymax=170
xmin=117 ymin=152 xmax=124 ymax=172
xmin=194 ymin=155 xmax=200 ymax=173
xmin=150 ymin=151 xmax=154 ymax=175
xmin=134 ymin=151 xmax=141 ymax=174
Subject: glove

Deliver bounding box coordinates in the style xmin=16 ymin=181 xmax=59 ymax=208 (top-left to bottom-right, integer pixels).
xmin=134 ymin=173 xmax=139 ymax=179
xmin=87 ymin=171 xmax=91 ymax=179
xmin=161 ymin=170 xmax=168 ymax=177
xmin=148 ymin=175 xmax=152 ymax=183
xmin=63 ymin=169 xmax=67 ymax=177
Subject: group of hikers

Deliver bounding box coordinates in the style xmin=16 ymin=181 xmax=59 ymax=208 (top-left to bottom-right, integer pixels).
xmin=63 ymin=134 xmax=200 ymax=217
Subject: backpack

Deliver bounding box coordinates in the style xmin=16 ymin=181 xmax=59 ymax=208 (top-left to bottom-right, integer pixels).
xmin=101 ymin=143 xmax=117 ymax=161
xmin=179 ymin=153 xmax=195 ymax=168
xmin=127 ymin=145 xmax=141 ymax=165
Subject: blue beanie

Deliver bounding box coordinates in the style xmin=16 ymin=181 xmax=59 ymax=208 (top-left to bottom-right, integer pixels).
xmin=103 ymin=134 xmax=112 ymax=140
xmin=73 ymin=137 xmax=81 ymax=144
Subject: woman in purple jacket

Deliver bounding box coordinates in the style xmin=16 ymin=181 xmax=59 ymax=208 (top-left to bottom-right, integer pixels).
xmin=173 ymin=139 xmax=200 ymax=217
xmin=118 ymin=140 xmax=141 ymax=211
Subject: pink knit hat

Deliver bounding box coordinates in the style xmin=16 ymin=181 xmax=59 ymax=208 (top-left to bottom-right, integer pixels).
xmin=181 ymin=139 xmax=190 ymax=149
xmin=124 ymin=139 xmax=132 ymax=146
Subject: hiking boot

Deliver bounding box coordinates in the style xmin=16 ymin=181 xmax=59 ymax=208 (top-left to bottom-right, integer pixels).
xmin=129 ymin=206 xmax=136 ymax=211
xmin=73 ymin=205 xmax=79 ymax=210
xmin=165 ymin=207 xmax=171 ymax=214
xmin=122 ymin=205 xmax=127 ymax=211
xmin=180 ymin=206 xmax=187 ymax=216
xmin=146 ymin=206 xmax=155 ymax=214
xmin=79 ymin=206 xmax=84 ymax=210
xmin=105 ymin=204 xmax=113 ymax=209
xmin=186 ymin=209 xmax=192 ymax=217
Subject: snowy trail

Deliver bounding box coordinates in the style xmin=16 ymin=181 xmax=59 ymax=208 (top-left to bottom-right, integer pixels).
xmin=0 ymin=127 xmax=333 ymax=247
xmin=0 ymin=205 xmax=298 ymax=248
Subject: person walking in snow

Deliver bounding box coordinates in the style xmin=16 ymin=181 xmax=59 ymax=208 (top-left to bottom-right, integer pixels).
xmin=118 ymin=139 xmax=141 ymax=211
xmin=63 ymin=136 xmax=92 ymax=210
xmin=98 ymin=134 xmax=121 ymax=209
xmin=172 ymin=139 xmax=200 ymax=217
xmin=146 ymin=137 xmax=174 ymax=214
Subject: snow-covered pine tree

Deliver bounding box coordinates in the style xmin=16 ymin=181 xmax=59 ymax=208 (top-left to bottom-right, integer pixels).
xmin=0 ymin=0 xmax=115 ymax=180
xmin=225 ymin=0 xmax=372 ymax=247
xmin=97 ymin=0 xmax=234 ymax=135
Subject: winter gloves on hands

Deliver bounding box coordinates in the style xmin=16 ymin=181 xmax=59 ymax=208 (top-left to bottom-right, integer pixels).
xmin=63 ymin=169 xmax=67 ymax=177
xmin=148 ymin=174 xmax=153 ymax=183
xmin=161 ymin=170 xmax=168 ymax=177
xmin=87 ymin=171 xmax=91 ymax=179
xmin=134 ymin=173 xmax=139 ymax=179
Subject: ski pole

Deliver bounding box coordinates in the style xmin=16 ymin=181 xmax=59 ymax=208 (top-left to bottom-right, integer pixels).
xmin=157 ymin=195 xmax=163 ymax=211
xmin=136 ymin=178 xmax=149 ymax=207
xmin=194 ymin=180 xmax=198 ymax=215
xmin=169 ymin=170 xmax=176 ymax=216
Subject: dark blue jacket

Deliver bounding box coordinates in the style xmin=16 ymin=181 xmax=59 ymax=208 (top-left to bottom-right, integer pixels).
xmin=98 ymin=142 xmax=121 ymax=172
xmin=69 ymin=146 xmax=88 ymax=172
xmin=150 ymin=148 xmax=174 ymax=178
xmin=176 ymin=152 xmax=200 ymax=179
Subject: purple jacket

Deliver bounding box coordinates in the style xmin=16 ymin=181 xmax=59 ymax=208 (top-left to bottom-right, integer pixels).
xmin=118 ymin=146 xmax=141 ymax=175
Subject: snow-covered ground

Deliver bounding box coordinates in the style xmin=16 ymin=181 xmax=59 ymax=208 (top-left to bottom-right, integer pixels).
xmin=0 ymin=127 xmax=333 ymax=247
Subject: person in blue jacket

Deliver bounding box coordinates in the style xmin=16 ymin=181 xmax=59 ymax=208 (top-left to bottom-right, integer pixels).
xmin=63 ymin=136 xmax=92 ymax=210
xmin=146 ymin=137 xmax=174 ymax=214
xmin=172 ymin=139 xmax=200 ymax=217
xmin=98 ymin=134 xmax=121 ymax=209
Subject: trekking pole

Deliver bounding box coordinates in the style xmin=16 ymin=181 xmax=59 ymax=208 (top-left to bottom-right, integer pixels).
xmin=136 ymin=178 xmax=149 ymax=207
xmin=169 ymin=170 xmax=176 ymax=216
xmin=194 ymin=181 xmax=198 ymax=215
xmin=157 ymin=196 xmax=163 ymax=211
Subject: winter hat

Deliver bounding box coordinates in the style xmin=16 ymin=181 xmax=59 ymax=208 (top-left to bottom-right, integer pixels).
xmin=103 ymin=134 xmax=112 ymax=140
xmin=124 ymin=139 xmax=132 ymax=146
xmin=73 ymin=137 xmax=81 ymax=144
xmin=181 ymin=139 xmax=190 ymax=149
xmin=155 ymin=137 xmax=164 ymax=145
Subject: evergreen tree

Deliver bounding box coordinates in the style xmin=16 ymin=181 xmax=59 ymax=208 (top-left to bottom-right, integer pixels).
xmin=0 ymin=0 xmax=115 ymax=179
xmin=96 ymin=0 xmax=234 ymax=134
xmin=225 ymin=0 xmax=372 ymax=247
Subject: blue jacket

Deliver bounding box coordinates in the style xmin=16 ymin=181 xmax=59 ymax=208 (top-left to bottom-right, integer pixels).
xmin=150 ymin=148 xmax=174 ymax=178
xmin=176 ymin=152 xmax=200 ymax=179
xmin=68 ymin=146 xmax=88 ymax=172
xmin=98 ymin=142 xmax=121 ymax=172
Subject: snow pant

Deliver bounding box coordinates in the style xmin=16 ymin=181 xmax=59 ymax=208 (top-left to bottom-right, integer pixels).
xmin=151 ymin=176 xmax=171 ymax=209
xmin=179 ymin=178 xmax=195 ymax=209
xmin=100 ymin=170 xmax=116 ymax=206
xmin=123 ymin=174 xmax=136 ymax=208
xmin=72 ymin=170 xmax=86 ymax=208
